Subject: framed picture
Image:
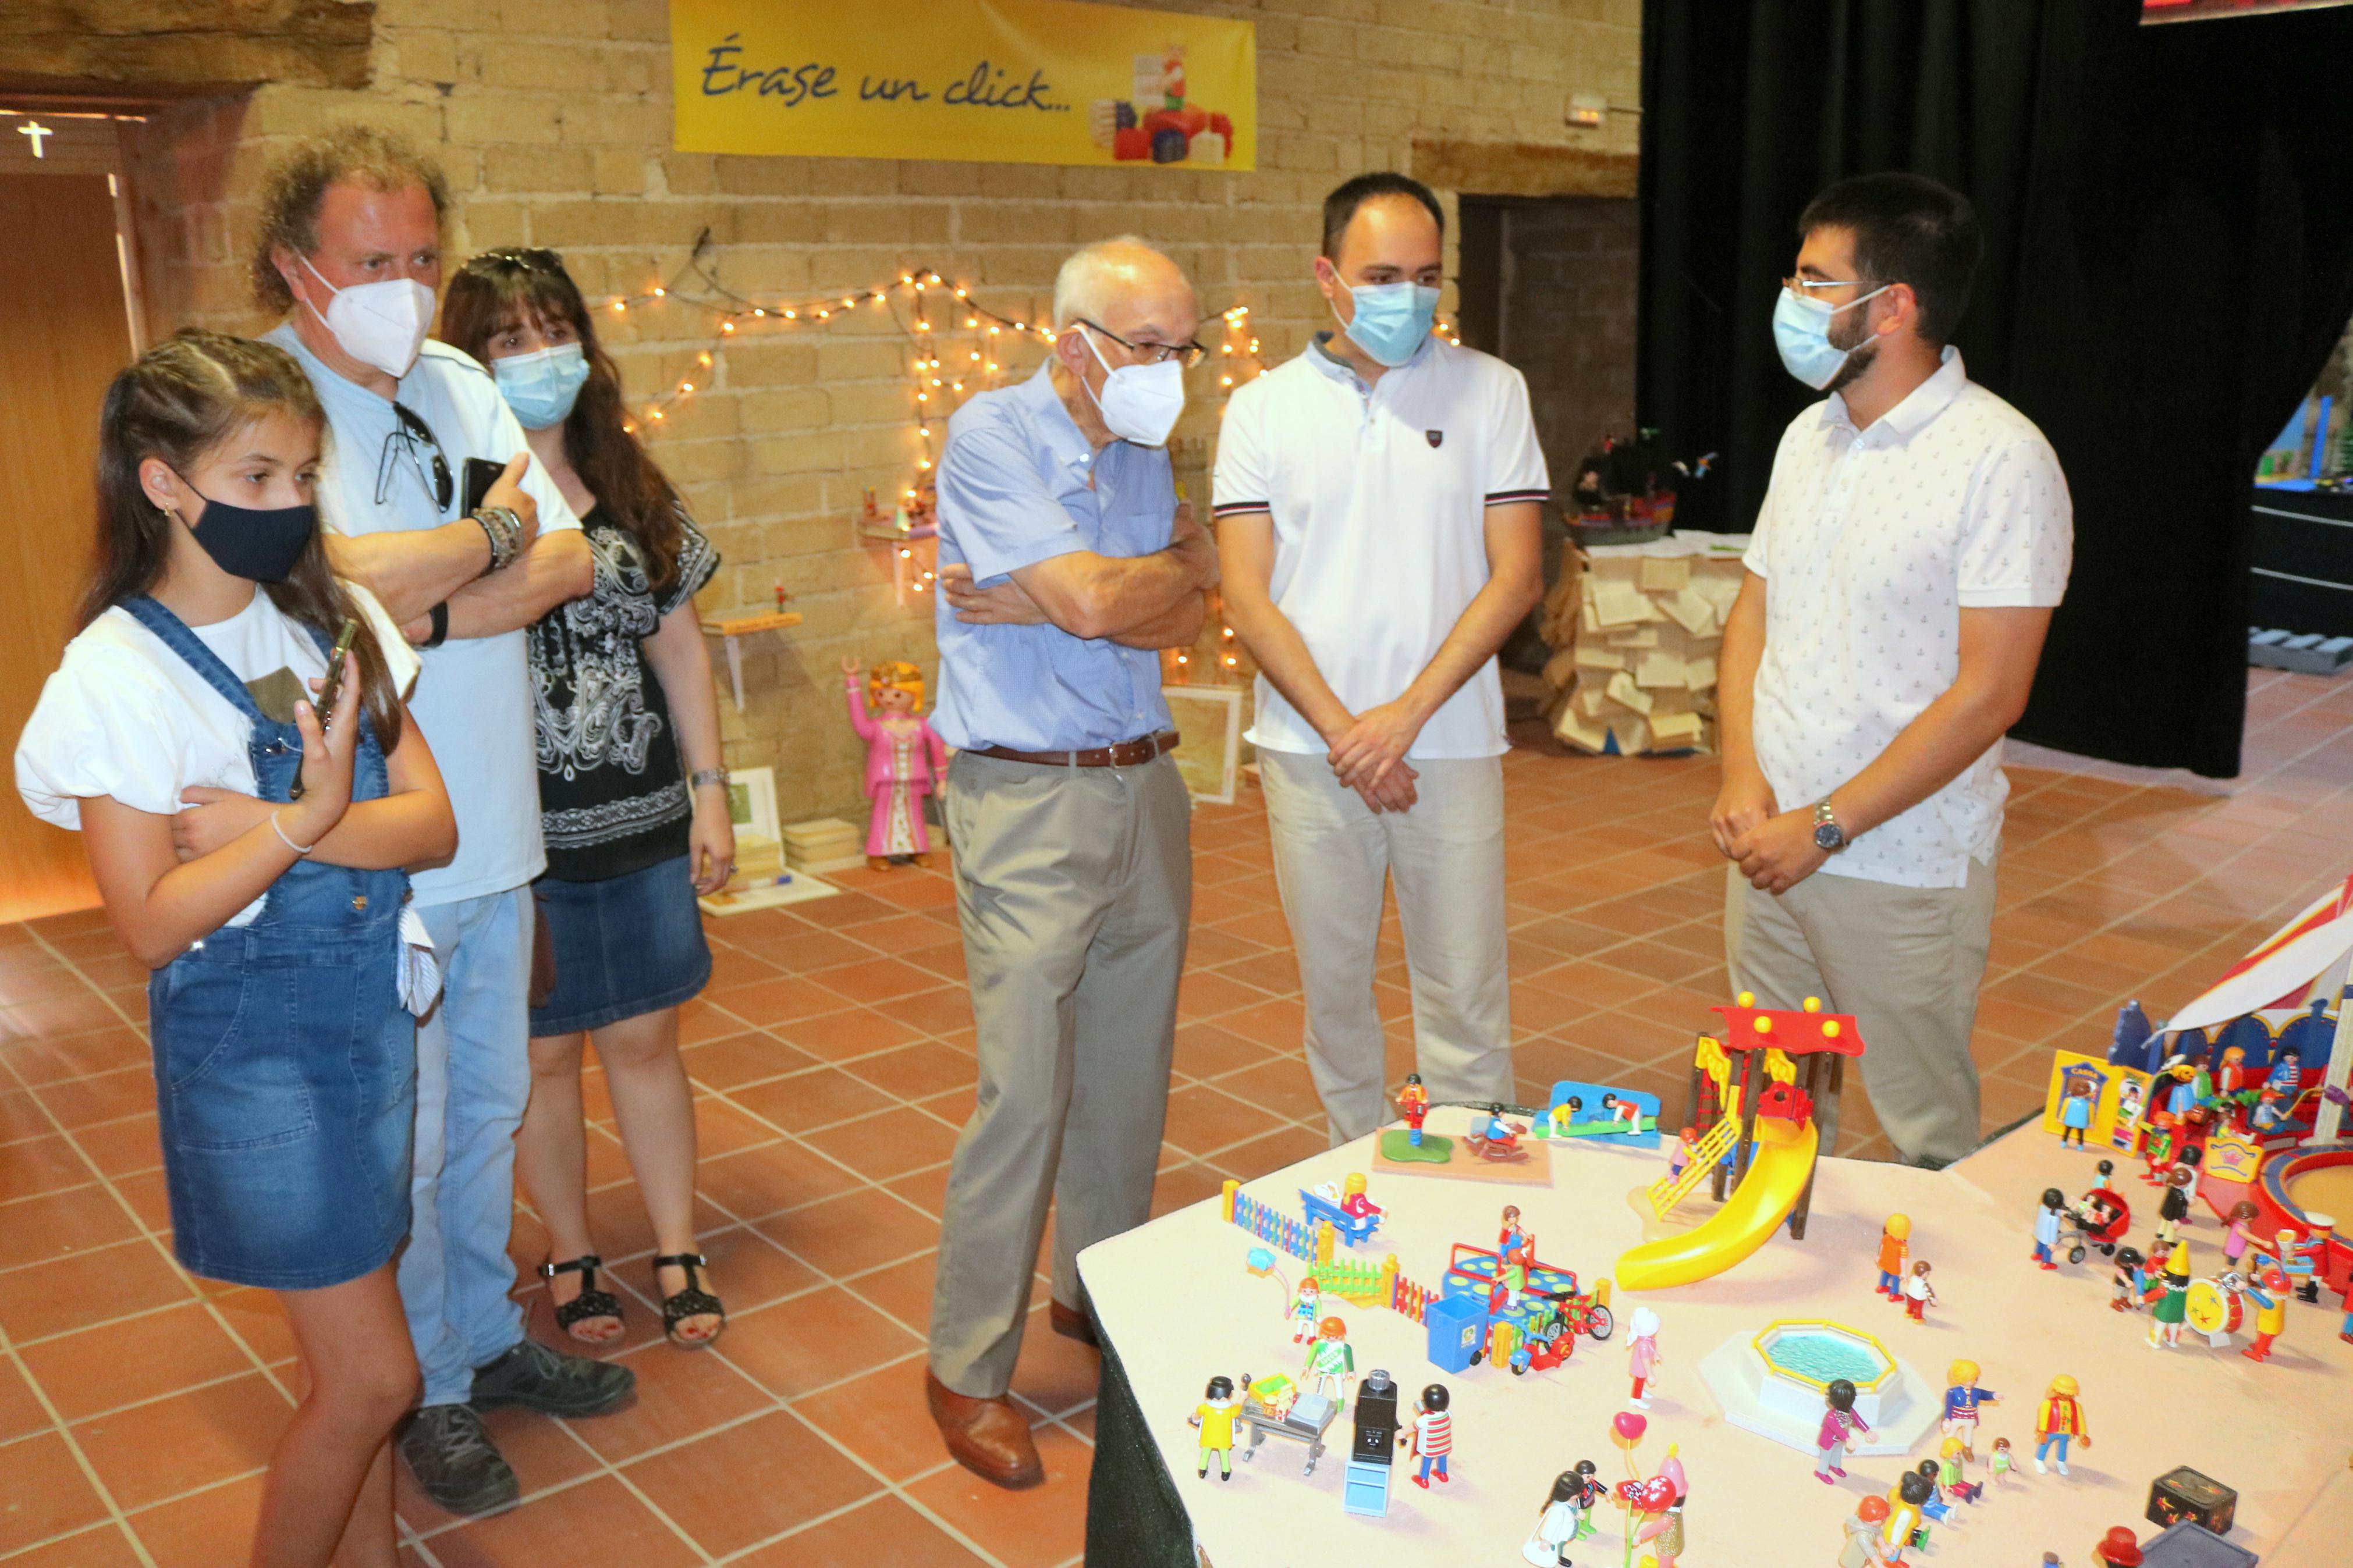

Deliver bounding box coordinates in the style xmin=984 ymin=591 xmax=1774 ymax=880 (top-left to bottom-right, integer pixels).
xmin=725 ymin=766 xmax=780 ymax=842
xmin=1163 ymin=684 xmax=1245 ymax=805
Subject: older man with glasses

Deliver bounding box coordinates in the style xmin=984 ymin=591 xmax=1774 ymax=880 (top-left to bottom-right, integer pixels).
xmin=252 ymin=125 xmax=614 ymax=1516
xmin=922 ymin=236 xmax=1214 ymax=1489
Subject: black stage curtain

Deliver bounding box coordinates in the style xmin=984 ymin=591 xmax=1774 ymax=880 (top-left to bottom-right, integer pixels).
xmin=1638 ymin=0 xmax=2353 ymax=776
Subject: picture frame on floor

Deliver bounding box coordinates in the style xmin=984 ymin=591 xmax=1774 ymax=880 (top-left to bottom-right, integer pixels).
xmin=725 ymin=766 xmax=780 ymax=841
xmin=1164 ymin=684 xmax=1245 ymax=805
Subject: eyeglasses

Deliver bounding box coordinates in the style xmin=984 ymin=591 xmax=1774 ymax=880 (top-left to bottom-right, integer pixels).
xmin=465 ymin=247 xmax=566 ymax=276
xmin=1783 ymin=276 xmax=1878 ymax=303
xmin=1076 ymin=319 xmax=1207 ymax=371
xmin=377 ymin=402 xmax=453 ymax=513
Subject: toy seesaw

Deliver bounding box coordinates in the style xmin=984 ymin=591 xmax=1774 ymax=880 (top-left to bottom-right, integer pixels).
xmin=1614 ymin=994 xmax=1866 ymax=1292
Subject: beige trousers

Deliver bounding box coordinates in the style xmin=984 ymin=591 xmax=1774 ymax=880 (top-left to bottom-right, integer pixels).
xmin=928 ymin=750 xmax=1191 ymax=1398
xmin=1259 ymin=749 xmax=1514 ymax=1145
xmin=1724 ymin=855 xmax=1996 ymax=1167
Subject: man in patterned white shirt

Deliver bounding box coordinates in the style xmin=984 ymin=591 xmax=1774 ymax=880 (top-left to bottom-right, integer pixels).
xmin=1712 ymin=173 xmax=2072 ymax=1168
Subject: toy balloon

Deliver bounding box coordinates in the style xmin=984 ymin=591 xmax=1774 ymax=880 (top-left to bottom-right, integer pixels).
xmin=1613 ymin=1475 xmax=1674 ymax=1512
xmin=1245 ymin=1247 xmax=1275 ymax=1275
xmin=1610 ymin=1410 xmax=1648 ymax=1447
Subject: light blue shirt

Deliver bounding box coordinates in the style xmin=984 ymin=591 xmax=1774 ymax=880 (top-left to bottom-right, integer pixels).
xmin=931 ymin=360 xmax=1175 ymax=752
xmin=264 ymin=323 xmax=581 ymax=906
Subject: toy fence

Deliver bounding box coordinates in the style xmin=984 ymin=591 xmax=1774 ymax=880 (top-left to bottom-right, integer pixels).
xmin=1224 ymin=1181 xmax=1433 ymax=1324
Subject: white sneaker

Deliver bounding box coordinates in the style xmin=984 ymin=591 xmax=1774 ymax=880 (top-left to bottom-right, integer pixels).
xmin=2056 ymin=1460 xmax=2070 ymax=1476
xmin=2033 ymin=1457 xmax=2047 ymax=1474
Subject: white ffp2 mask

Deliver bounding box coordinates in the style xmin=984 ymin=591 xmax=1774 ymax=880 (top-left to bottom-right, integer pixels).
xmin=300 ymin=255 xmax=434 ymax=379
xmin=1078 ymin=328 xmax=1186 ymax=447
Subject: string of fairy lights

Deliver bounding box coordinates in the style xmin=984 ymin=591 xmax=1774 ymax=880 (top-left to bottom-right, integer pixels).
xmin=599 ymin=228 xmax=1267 ymax=509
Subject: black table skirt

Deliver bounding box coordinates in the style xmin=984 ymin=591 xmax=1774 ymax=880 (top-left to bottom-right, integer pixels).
xmin=1087 ymin=1334 xmax=1198 ymax=1568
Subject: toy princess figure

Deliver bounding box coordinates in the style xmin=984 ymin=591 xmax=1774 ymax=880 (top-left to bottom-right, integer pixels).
xmin=840 ymin=657 xmax=948 ymax=870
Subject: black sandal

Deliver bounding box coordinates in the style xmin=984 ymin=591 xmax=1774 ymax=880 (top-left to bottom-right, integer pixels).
xmin=652 ymin=1251 xmax=726 ymax=1349
xmin=540 ymin=1256 xmax=625 ymax=1343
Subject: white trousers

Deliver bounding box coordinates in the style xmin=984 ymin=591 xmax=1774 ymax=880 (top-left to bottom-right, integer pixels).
xmin=1259 ymin=749 xmax=1514 ymax=1144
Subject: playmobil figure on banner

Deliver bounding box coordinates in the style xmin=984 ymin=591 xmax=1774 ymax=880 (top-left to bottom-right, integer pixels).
xmin=839 ymin=656 xmax=948 ymax=870
xmin=1190 ymin=1375 xmax=1243 ymax=1480
xmin=1815 ymin=1377 xmax=1872 ymax=1482
xmin=2033 ymin=1375 xmax=2091 ymax=1475
xmin=1940 ymin=1360 xmax=1998 ymax=1459
xmin=1626 ymin=1306 xmax=1661 ymax=1407
xmin=1876 ymin=1213 xmax=1911 ymax=1298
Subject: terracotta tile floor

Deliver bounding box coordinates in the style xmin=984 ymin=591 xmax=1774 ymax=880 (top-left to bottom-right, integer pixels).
xmin=3 ymin=669 xmax=2352 ymax=1563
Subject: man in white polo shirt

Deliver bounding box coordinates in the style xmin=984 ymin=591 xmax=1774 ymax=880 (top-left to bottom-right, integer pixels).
xmin=1215 ymin=172 xmax=1547 ymax=1144
xmin=1713 ymin=172 xmax=2071 ymax=1168
xmin=251 ymin=125 xmax=628 ymax=1516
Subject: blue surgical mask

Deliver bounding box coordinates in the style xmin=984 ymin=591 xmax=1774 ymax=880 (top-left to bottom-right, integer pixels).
xmin=1771 ymin=284 xmax=1889 ymax=390
xmin=492 ymin=342 xmax=591 ymax=429
xmin=1333 ymin=279 xmax=1440 ymax=368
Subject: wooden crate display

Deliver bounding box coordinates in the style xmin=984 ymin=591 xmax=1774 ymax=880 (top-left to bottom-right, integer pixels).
xmin=1538 ymin=536 xmax=1747 ymax=756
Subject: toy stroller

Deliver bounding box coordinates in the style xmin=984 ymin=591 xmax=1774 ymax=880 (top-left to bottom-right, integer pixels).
xmin=2062 ymin=1187 xmax=2132 ymax=1265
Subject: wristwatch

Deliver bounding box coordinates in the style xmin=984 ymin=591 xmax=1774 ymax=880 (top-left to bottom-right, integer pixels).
xmin=690 ymin=767 xmax=731 ymax=792
xmin=1812 ymin=801 xmax=1848 ymax=853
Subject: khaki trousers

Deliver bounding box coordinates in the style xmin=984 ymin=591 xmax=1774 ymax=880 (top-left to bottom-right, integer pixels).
xmin=1724 ymin=856 xmax=1996 ymax=1166
xmin=1259 ymin=749 xmax=1514 ymax=1145
xmin=928 ymin=750 xmax=1190 ymax=1398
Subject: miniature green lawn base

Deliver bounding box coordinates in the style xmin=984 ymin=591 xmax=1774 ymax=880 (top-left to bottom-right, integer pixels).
xmin=1377 ymin=1129 xmax=1453 ymax=1164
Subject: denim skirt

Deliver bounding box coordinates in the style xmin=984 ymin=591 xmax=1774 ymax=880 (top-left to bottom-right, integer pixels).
xmin=528 ymin=854 xmax=713 ymax=1036
xmin=150 ymin=919 xmax=416 ymax=1291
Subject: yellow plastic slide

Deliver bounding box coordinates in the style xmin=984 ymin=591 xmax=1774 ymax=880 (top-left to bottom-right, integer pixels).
xmin=1613 ymin=1112 xmax=1818 ymax=1291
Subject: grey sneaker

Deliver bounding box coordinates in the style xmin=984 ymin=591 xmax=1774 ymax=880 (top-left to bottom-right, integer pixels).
xmin=399 ymin=1403 xmax=519 ymax=1516
xmin=470 ymin=1336 xmax=634 ymax=1418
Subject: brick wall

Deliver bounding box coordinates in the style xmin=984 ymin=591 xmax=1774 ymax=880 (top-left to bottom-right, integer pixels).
xmin=113 ymin=0 xmax=1641 ymax=826
xmin=1480 ymin=195 xmax=1640 ymax=487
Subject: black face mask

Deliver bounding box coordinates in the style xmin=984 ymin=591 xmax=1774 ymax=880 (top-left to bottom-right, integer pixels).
xmin=175 ymin=478 xmax=317 ymax=584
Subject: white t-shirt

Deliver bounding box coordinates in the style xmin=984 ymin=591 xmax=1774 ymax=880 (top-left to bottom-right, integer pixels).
xmin=265 ymin=324 xmax=582 ymax=906
xmin=1211 ymin=335 xmax=1550 ymax=758
xmin=13 ymin=585 xmax=420 ymax=926
xmin=1745 ymin=348 xmax=2072 ymax=890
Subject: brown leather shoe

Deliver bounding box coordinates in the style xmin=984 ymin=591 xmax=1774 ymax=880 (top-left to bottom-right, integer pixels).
xmin=925 ymin=1370 xmax=1045 ymax=1489
xmin=1049 ymin=1299 xmax=1100 ymax=1348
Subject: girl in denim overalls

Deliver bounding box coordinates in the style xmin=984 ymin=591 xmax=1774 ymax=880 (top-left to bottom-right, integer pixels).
xmin=14 ymin=332 xmax=455 ymax=1568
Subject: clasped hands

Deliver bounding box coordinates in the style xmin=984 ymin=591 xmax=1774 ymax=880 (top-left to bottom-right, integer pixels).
xmin=1710 ymin=767 xmax=1829 ymax=895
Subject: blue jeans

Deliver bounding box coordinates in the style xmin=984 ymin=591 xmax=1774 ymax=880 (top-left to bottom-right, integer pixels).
xmin=1420 ymin=1454 xmax=1448 ymax=1481
xmin=2033 ymin=1241 xmax=2053 ymax=1264
xmin=1878 ymin=1270 xmax=1900 ymax=1293
xmin=402 ymin=888 xmax=534 ymax=1406
xmin=2036 ymin=1432 xmax=2070 ymax=1463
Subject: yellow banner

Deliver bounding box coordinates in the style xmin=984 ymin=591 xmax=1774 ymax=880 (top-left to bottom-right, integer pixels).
xmin=669 ymin=0 xmax=1256 ymax=170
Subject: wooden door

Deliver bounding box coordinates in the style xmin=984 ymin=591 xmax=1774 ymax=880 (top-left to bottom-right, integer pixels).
xmin=0 ymin=172 xmax=134 ymax=920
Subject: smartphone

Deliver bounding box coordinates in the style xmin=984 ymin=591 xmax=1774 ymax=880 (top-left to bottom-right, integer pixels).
xmin=289 ymin=618 xmax=361 ymax=803
xmin=461 ymin=456 xmax=505 ymax=517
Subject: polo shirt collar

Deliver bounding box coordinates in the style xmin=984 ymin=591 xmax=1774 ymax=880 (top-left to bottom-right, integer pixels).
xmin=1017 ymin=355 xmax=1106 ymax=472
xmin=1823 ymin=344 xmax=1968 ymax=442
xmin=1306 ymin=329 xmax=1430 ymax=389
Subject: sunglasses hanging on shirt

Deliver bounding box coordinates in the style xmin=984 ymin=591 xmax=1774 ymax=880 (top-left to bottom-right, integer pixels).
xmin=374 ymin=401 xmax=453 ymax=513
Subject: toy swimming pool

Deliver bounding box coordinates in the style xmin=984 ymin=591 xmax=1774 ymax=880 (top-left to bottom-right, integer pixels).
xmin=1697 ymin=1319 xmax=1936 ymax=1457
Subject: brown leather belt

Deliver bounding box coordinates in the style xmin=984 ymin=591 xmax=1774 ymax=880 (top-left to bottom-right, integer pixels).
xmin=971 ymin=731 xmax=1180 ymax=768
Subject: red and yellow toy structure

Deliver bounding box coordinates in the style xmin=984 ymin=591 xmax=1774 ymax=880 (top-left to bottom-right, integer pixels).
xmin=1617 ymin=994 xmax=1866 ymax=1292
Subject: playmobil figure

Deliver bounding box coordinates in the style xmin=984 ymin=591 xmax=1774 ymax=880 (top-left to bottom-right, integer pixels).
xmin=2266 ymin=1044 xmax=2302 ymax=1095
xmin=2222 ymin=1200 xmax=2260 ymax=1268
xmin=2255 ymin=1225 xmax=2324 ymax=1299
xmin=1902 ymin=1260 xmax=1939 ymax=1322
xmin=1190 ymin=1375 xmax=1241 ymax=1479
xmin=2033 ymin=1375 xmax=2090 ymax=1474
xmin=2252 ymin=1083 xmax=2292 ymax=1133
xmin=1915 ymin=1458 xmax=1954 ymax=1524
xmin=1667 ymin=1124 xmax=1699 ymax=1181
xmin=1288 ymin=1278 xmax=1322 ymax=1343
xmin=839 ymin=657 xmax=949 ymax=870
xmin=2338 ymin=1281 xmax=2352 ymax=1345
xmin=2216 ymin=1044 xmax=2250 ymax=1098
xmin=2108 ymin=1246 xmax=2147 ymax=1313
xmin=1404 ymin=1382 xmax=1451 ymax=1487
xmin=1884 ymin=1470 xmax=1933 ymax=1559
xmin=1940 ymin=1360 xmax=1998 ymax=1457
xmin=1878 ymin=1213 xmax=1912 ymax=1297
xmin=2242 ymin=1265 xmax=2290 ymax=1363
xmin=1524 ymin=1464 xmax=1600 ymax=1566
xmin=1988 ymin=1435 xmax=2015 ymax=1488
xmin=1397 ymin=1073 xmax=1430 ymax=1146
xmin=2060 ymin=1079 xmax=2095 ymax=1147
xmin=1626 ymin=1306 xmax=1661 ymax=1407
xmin=1337 ymin=1172 xmax=1380 ymax=1219
xmin=2148 ymin=1242 xmax=2190 ymax=1348
xmin=1470 ymin=1103 xmax=1528 ymax=1161
xmin=1303 ymin=1315 xmax=1355 ymax=1408
xmin=2092 ymin=1157 xmax=2117 ymax=1192
xmin=1816 ymin=1377 xmax=1872 ymax=1482
xmin=2032 ymin=1189 xmax=2065 ymax=1270
xmin=2140 ymin=1120 xmax=2177 ymax=1184
xmin=2093 ymin=1526 xmax=2144 ymax=1568
xmin=1631 ymin=1448 xmax=1687 ymax=1568
xmin=1936 ymin=1437 xmax=1983 ymax=1504
xmin=2153 ymin=1160 xmax=2196 ymax=1248
xmin=1840 ymin=1496 xmax=1893 ymax=1568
